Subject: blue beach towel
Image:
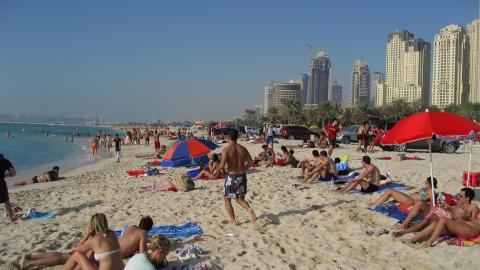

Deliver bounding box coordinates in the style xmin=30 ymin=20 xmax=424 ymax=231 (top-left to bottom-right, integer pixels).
xmin=352 ymin=183 xmax=407 ymax=194
xmin=115 ymin=221 xmax=203 ymax=240
xmin=23 ymin=211 xmax=58 ymax=221
xmin=368 ymin=203 xmax=422 ymax=223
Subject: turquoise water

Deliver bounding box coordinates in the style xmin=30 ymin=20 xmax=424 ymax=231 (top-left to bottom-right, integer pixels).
xmin=0 ymin=123 xmax=119 ymax=183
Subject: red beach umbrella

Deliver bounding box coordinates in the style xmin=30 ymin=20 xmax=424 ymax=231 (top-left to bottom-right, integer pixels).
xmin=381 ymin=111 xmax=480 ymax=206
xmin=214 ymin=122 xmax=228 ymax=129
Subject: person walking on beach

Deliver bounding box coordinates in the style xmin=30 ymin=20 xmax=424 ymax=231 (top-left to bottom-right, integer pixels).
xmin=153 ymin=131 xmax=160 ymax=153
xmin=215 ymin=130 xmax=257 ymax=225
xmin=324 ymin=119 xmax=340 ymax=157
xmin=0 ymin=153 xmax=16 ymax=222
xmin=91 ymin=137 xmax=98 ymax=157
xmin=113 ymin=134 xmax=122 ymax=163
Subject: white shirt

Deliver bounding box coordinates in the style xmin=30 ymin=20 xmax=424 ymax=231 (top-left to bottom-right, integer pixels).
xmin=124 ymin=253 xmax=155 ymax=270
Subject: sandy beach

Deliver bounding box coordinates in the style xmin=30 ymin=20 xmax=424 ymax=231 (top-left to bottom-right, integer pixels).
xmin=1 ymin=137 xmax=479 ymax=270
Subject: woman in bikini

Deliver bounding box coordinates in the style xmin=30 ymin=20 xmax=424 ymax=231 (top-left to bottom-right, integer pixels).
xmin=194 ymin=154 xmax=222 ymax=180
xmin=372 ymin=177 xmax=437 ymax=208
xmin=63 ymin=213 xmax=124 ymax=270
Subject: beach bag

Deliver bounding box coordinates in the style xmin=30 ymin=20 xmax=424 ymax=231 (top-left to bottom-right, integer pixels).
xmin=174 ymin=175 xmax=195 ymax=192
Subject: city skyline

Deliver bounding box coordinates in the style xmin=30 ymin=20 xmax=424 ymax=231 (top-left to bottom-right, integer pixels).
xmin=0 ymin=0 xmax=478 ymax=122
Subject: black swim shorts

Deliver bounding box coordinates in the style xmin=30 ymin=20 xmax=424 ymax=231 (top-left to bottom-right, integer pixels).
xmin=224 ymin=173 xmax=247 ymax=199
xmin=0 ymin=179 xmax=9 ymax=203
xmin=361 ymin=182 xmax=379 ymax=193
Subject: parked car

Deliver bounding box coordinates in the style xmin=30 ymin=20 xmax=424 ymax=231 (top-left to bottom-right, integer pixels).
xmin=213 ymin=127 xmax=238 ymax=135
xmin=381 ymin=137 xmax=460 ymax=154
xmin=279 ymin=125 xmax=318 ymax=140
xmin=336 ymin=125 xmax=378 ymax=144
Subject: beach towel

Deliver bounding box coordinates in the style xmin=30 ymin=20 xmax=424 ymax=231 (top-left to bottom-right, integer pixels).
xmin=147 ymin=160 xmax=162 ymax=166
xmin=440 ymin=235 xmax=480 ymax=247
xmin=115 ymin=221 xmax=203 ymax=240
xmin=368 ymin=203 xmax=422 ymax=223
xmin=194 ymin=175 xmax=227 ymax=180
xmin=352 ymin=183 xmax=407 ymax=194
xmin=141 ymin=182 xmax=178 ymax=192
xmin=23 ymin=211 xmax=58 ymax=221
xmin=376 ymin=156 xmax=425 ymax=161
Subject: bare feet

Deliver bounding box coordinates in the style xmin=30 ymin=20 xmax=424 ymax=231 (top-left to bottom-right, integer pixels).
xmin=230 ymin=219 xmax=238 ymax=225
xmin=249 ymin=209 xmax=257 ymax=224
xmin=19 ymin=254 xmax=30 ymax=270
xmin=392 ymin=231 xmax=404 ymax=238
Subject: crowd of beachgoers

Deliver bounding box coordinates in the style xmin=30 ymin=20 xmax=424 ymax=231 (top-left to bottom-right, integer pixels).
xmin=1 ymin=120 xmax=479 ymax=270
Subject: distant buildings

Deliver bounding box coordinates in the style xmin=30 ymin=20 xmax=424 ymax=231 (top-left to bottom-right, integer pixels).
xmin=467 ymin=19 xmax=480 ymax=103
xmin=350 ymin=60 xmax=370 ymax=105
xmin=332 ymin=81 xmax=343 ymax=106
xmin=375 ymin=82 xmax=386 ymax=107
xmin=384 ymin=30 xmax=430 ymax=107
xmin=306 ymin=49 xmax=332 ymax=104
xmin=300 ymin=73 xmax=309 ymax=106
xmin=431 ymin=25 xmax=468 ymax=108
xmin=371 ymin=72 xmax=385 ymax=105
xmin=262 ymin=81 xmax=301 ymax=115
xmin=253 ymin=105 xmax=262 ymax=120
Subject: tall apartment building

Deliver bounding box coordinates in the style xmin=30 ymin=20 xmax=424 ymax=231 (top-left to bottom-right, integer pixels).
xmin=385 ymin=30 xmax=430 ymax=106
xmin=431 ymin=25 xmax=468 ymax=107
xmin=351 ymin=59 xmax=370 ymax=105
xmin=306 ymin=49 xmax=331 ymax=104
xmin=467 ymin=19 xmax=480 ymax=103
xmin=262 ymin=81 xmax=301 ymax=115
xmin=375 ymin=82 xmax=386 ymax=107
xmin=332 ymin=81 xmax=343 ymax=106
xmin=371 ymin=72 xmax=385 ymax=105
xmin=300 ymin=73 xmax=309 ymax=106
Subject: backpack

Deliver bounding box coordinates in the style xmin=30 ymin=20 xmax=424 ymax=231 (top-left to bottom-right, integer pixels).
xmin=174 ymin=175 xmax=195 ymax=192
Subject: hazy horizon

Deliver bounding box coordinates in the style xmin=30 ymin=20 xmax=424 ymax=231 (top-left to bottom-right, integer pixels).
xmin=0 ymin=0 xmax=478 ymax=122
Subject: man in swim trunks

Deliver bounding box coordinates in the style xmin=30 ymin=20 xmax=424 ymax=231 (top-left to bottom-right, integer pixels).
xmin=153 ymin=131 xmax=160 ymax=152
xmin=337 ymin=156 xmax=383 ymax=194
xmin=0 ymin=154 xmax=16 ymax=222
xmin=304 ymin=150 xmax=337 ymax=184
xmin=215 ymin=129 xmax=257 ymax=225
xmin=254 ymin=144 xmax=275 ymax=167
xmin=297 ymin=150 xmax=323 ymax=178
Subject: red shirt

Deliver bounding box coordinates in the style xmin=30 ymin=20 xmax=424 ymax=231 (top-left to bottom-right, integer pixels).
xmin=325 ymin=123 xmax=340 ymax=140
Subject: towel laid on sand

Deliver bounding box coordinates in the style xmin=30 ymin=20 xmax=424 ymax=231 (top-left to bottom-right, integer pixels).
xmin=115 ymin=222 xmax=203 ymax=240
xmin=352 ymin=183 xmax=407 ymax=194
xmin=440 ymin=235 xmax=480 ymax=247
xmin=368 ymin=203 xmax=422 ymax=223
xmin=23 ymin=211 xmax=58 ymax=221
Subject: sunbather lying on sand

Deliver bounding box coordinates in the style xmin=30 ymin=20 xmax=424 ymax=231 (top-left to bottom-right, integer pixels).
xmin=337 ymin=156 xmax=391 ymax=194
xmin=393 ymin=188 xmax=479 ymax=241
xmin=19 ymin=216 xmax=153 ymax=269
xmin=14 ymin=166 xmax=62 ymax=186
xmin=372 ymin=177 xmax=437 ymax=229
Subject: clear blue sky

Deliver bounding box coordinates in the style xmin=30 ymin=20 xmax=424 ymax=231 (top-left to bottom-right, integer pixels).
xmin=0 ymin=0 xmax=478 ymax=122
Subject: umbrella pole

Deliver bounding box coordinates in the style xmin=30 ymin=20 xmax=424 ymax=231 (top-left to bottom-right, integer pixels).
xmin=428 ymin=139 xmax=436 ymax=207
xmin=467 ymin=138 xmax=472 ymax=187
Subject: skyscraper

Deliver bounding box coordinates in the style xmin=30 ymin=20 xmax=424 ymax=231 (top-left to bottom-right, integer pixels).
xmin=385 ymin=30 xmax=430 ymax=106
xmin=432 ymin=25 xmax=468 ymax=108
xmin=375 ymin=82 xmax=386 ymax=107
xmin=371 ymin=72 xmax=385 ymax=105
xmin=300 ymin=73 xmax=309 ymax=106
xmin=467 ymin=19 xmax=480 ymax=103
xmin=332 ymin=81 xmax=343 ymax=106
xmin=350 ymin=59 xmax=370 ymax=105
xmin=262 ymin=81 xmax=301 ymax=115
xmin=307 ymin=49 xmax=331 ymax=104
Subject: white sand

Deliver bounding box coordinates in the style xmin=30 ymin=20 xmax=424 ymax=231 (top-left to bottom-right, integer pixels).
xmin=1 ymin=137 xmax=479 ymax=269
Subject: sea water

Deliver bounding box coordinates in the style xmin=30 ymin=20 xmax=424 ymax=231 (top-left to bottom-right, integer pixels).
xmin=0 ymin=123 xmax=120 ymax=184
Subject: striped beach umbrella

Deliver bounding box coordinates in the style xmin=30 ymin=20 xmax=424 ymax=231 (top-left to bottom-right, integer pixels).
xmin=161 ymin=138 xmax=214 ymax=167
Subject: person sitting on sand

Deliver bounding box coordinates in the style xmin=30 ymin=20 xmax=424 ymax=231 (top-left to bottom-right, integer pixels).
xmin=15 ymin=166 xmax=61 ymax=186
xmin=337 ymin=156 xmax=391 ymax=194
xmin=62 ymin=213 xmax=124 ymax=270
xmin=194 ymin=153 xmax=222 ymax=179
xmin=422 ymin=216 xmax=480 ymax=247
xmin=371 ymin=177 xmax=437 ymax=229
xmin=284 ymin=150 xmax=299 ymax=167
xmin=254 ymin=144 xmax=275 ymax=167
xmin=124 ymin=234 xmax=171 ymax=270
xmin=297 ymin=150 xmax=323 ymax=178
xmin=19 ymin=216 xmax=153 ymax=269
xmin=304 ymin=150 xmax=337 ymax=183
xmin=394 ymin=188 xmax=479 ymax=241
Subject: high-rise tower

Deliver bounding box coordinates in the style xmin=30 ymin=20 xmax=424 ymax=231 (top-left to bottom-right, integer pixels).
xmin=351 ymin=60 xmax=371 ymax=105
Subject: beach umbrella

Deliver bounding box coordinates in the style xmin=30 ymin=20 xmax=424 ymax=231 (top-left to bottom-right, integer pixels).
xmin=162 ymin=138 xmax=213 ymax=167
xmin=193 ymin=137 xmax=218 ymax=150
xmin=381 ymin=111 xmax=480 ymax=206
